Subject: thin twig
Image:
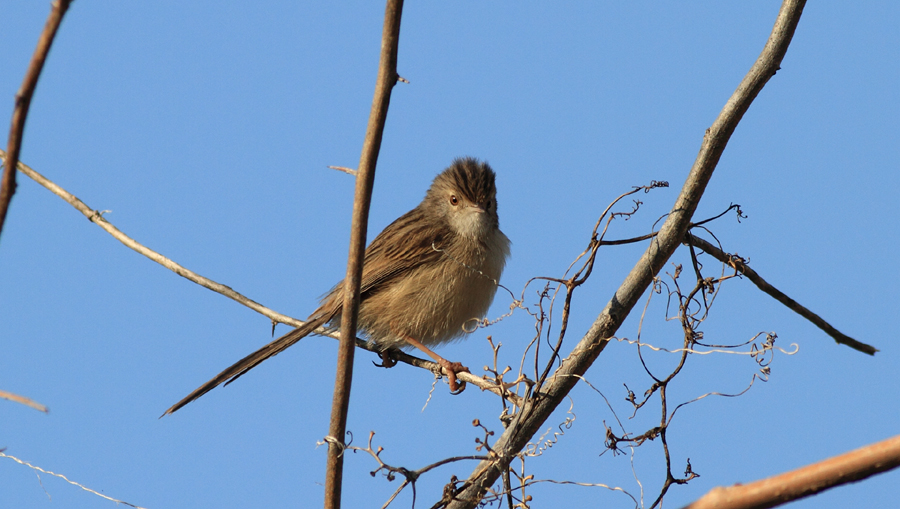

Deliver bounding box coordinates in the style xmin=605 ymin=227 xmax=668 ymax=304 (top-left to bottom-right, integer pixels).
xmin=0 ymin=0 xmax=71 ymax=238
xmin=328 ymin=431 xmax=488 ymax=508
xmin=0 ymin=150 xmax=297 ymax=326
xmin=614 ymin=335 xmax=799 ymax=356
xmin=0 ymin=452 xmax=147 ymax=509
xmin=0 ymin=389 xmax=48 ymax=412
xmin=685 ymin=233 xmax=876 ymax=355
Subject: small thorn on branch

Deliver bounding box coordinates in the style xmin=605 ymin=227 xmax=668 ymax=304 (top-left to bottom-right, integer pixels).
xmin=328 ymin=165 xmax=358 ymax=177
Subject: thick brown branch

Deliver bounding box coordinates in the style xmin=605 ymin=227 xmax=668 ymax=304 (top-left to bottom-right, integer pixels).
xmin=680 ymin=434 xmax=900 ymax=509
xmin=685 ymin=233 xmax=876 ymax=355
xmin=445 ymin=1 xmax=807 ymax=507
xmin=0 ymin=0 xmax=71 ymax=238
xmin=324 ymin=1 xmax=404 ymax=507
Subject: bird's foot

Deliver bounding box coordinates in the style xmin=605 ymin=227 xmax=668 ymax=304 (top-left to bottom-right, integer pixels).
xmin=438 ymin=359 xmax=469 ymax=394
xmin=374 ymin=349 xmax=398 ymax=368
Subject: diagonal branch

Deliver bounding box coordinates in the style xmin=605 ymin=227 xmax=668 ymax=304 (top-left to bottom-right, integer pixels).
xmin=445 ymin=1 xmax=807 ymax=507
xmin=0 ymin=0 xmax=71 ymax=239
xmin=0 ymin=389 xmax=48 ymax=413
xmin=0 ymin=149 xmax=296 ymax=326
xmin=680 ymin=434 xmax=900 ymax=509
xmin=685 ymin=233 xmax=876 ymax=355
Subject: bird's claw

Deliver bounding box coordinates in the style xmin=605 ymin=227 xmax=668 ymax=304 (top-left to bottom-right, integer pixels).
xmin=441 ymin=360 xmax=469 ymax=394
xmin=373 ymin=350 xmax=398 ymax=368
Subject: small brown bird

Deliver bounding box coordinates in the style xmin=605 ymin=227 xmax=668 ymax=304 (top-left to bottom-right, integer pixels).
xmin=163 ymin=157 xmax=510 ymax=415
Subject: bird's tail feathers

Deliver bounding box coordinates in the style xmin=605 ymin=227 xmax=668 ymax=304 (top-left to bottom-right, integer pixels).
xmin=162 ymin=312 xmax=334 ymax=417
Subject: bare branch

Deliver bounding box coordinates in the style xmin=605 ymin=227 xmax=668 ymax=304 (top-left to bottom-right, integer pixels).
xmin=685 ymin=233 xmax=876 ymax=355
xmin=445 ymin=2 xmax=807 ymax=506
xmin=0 ymin=389 xmax=48 ymax=413
xmin=321 ymin=431 xmax=488 ymax=509
xmin=680 ymin=434 xmax=900 ymax=509
xmin=0 ymin=0 xmax=71 ymax=238
xmin=0 ymin=151 xmax=298 ymax=327
xmin=324 ymin=1 xmax=405 ymax=507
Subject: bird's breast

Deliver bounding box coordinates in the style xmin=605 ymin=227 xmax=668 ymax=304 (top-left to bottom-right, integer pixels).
xmin=359 ymin=228 xmax=509 ymax=349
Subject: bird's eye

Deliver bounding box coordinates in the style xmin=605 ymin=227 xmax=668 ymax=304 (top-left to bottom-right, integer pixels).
xmin=486 ymin=200 xmax=492 ymax=209
xmin=449 ymin=195 xmax=459 ymax=206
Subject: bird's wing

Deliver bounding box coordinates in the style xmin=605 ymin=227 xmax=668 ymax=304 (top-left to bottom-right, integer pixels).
xmin=357 ymin=207 xmax=448 ymax=297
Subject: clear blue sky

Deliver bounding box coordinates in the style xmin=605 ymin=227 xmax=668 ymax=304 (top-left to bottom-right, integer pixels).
xmin=2 ymin=2 xmax=897 ymax=508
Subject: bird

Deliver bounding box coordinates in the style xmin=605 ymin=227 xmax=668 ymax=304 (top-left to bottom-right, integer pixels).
xmin=163 ymin=157 xmax=510 ymax=415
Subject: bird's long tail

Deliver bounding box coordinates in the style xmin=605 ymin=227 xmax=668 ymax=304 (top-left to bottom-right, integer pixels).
xmin=162 ymin=311 xmax=335 ymax=416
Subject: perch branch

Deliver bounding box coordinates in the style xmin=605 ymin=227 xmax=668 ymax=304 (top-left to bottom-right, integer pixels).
xmin=2 ymin=152 xmax=521 ymax=404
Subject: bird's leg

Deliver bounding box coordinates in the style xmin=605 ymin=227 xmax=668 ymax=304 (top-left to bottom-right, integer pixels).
xmin=402 ymin=334 xmax=469 ymax=393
